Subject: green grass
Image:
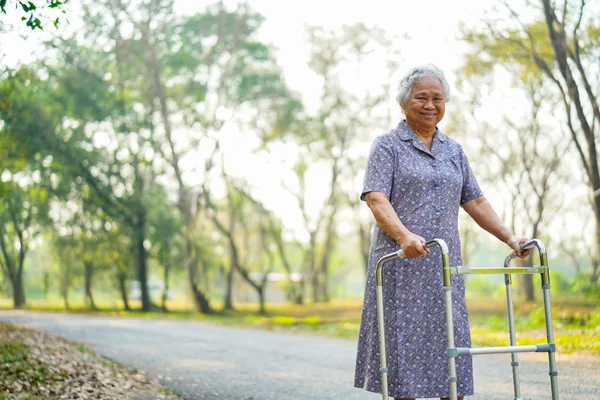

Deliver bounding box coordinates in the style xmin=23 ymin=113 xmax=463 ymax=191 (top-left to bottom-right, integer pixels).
xmin=0 ymin=324 xmax=57 ymax=399
xmin=0 ymin=342 xmax=29 ymax=364
xmin=1 ymin=295 xmax=599 ymax=354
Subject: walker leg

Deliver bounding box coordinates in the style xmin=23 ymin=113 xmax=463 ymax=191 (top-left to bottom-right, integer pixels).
xmin=505 ymin=273 xmax=522 ymax=399
xmin=541 ymin=269 xmax=559 ymax=399
xmin=445 ymin=285 xmax=458 ymax=400
xmin=376 ymin=284 xmax=389 ymax=400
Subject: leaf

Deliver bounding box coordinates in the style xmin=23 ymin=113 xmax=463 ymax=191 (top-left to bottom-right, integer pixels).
xmin=19 ymin=1 xmax=36 ymax=12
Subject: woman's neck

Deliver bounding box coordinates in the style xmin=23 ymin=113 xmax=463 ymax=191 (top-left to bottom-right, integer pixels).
xmin=406 ymin=120 xmax=435 ymax=149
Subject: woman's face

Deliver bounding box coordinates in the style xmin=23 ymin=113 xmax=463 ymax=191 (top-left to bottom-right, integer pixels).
xmin=404 ymin=76 xmax=446 ymax=133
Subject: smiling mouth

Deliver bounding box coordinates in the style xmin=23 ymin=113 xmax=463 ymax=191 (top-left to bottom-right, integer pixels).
xmin=421 ymin=113 xmax=436 ymax=118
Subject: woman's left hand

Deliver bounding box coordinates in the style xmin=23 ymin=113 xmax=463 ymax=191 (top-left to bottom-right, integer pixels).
xmin=507 ymin=236 xmax=533 ymax=258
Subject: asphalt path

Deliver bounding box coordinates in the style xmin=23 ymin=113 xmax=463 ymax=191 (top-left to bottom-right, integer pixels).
xmin=0 ymin=310 xmax=598 ymax=399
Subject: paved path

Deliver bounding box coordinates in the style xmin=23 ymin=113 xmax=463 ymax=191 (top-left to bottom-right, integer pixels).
xmin=0 ymin=310 xmax=598 ymax=399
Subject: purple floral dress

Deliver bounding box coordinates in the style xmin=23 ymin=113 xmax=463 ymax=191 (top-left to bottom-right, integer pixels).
xmin=354 ymin=121 xmax=482 ymax=399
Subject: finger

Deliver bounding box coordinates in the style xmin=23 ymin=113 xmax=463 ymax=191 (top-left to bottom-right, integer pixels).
xmin=518 ymin=249 xmax=532 ymax=258
xmin=513 ymin=247 xmax=520 ymax=257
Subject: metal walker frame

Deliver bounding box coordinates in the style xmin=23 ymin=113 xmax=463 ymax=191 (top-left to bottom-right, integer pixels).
xmin=375 ymin=238 xmax=559 ymax=400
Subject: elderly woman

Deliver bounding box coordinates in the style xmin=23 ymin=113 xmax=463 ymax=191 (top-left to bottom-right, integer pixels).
xmin=354 ymin=64 xmax=531 ymax=400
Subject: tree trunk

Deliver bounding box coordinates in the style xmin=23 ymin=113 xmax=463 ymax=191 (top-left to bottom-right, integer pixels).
xmin=161 ymin=265 xmax=170 ymax=312
xmin=142 ymin=26 xmax=212 ymax=314
xmin=272 ymin=229 xmax=301 ymax=303
xmin=541 ymin=0 xmax=600 ymax=288
xmin=223 ymin=263 xmax=234 ymax=310
xmin=257 ymin=287 xmax=266 ymax=315
xmin=316 ymin=158 xmax=341 ymax=302
xmin=295 ymin=278 xmax=305 ymax=305
xmin=83 ymin=261 xmax=97 ymax=310
xmin=318 ymin=250 xmax=331 ymax=302
xmin=118 ymin=271 xmax=130 ymax=311
xmin=311 ymin=270 xmax=319 ymax=303
xmin=42 ymin=270 xmax=50 ymax=299
xmin=201 ymin=258 xmax=211 ymax=296
xmin=521 ymin=262 xmax=536 ymax=301
xmin=0 ymin=229 xmax=26 ymax=308
xmin=227 ymin=237 xmax=265 ymax=313
xmin=185 ymin=236 xmax=213 ymax=314
xmin=62 ymin=292 xmax=69 ymax=310
xmin=307 ymin=232 xmax=319 ymax=303
xmin=190 ymin=282 xmax=213 ymax=314
xmin=186 ymin=236 xmax=213 ymax=314
xmin=135 ymin=210 xmax=151 ymax=311
xmin=521 ymin=221 xmax=541 ymax=302
xmin=60 ymin=263 xmax=71 ymax=311
xmin=11 ymin=269 xmax=25 ymax=309
xmin=592 ymin=201 xmax=600 ymax=284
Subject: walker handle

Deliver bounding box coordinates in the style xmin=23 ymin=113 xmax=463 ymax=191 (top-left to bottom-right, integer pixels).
xmin=520 ymin=239 xmax=539 ymax=251
xmin=396 ymin=240 xmax=445 ymax=259
xmin=504 ymin=238 xmax=548 ymax=268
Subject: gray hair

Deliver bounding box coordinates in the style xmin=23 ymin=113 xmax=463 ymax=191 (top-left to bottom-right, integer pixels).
xmin=396 ymin=64 xmax=451 ymax=109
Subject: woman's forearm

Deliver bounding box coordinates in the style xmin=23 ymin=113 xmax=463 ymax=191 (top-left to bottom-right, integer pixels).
xmin=462 ymin=197 xmax=514 ymax=243
xmin=365 ymin=191 xmax=429 ymax=258
xmin=365 ymin=192 xmax=410 ymax=241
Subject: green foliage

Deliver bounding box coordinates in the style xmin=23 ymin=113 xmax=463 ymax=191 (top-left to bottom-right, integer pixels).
xmin=0 ymin=67 xmax=61 ymax=165
xmin=0 ymin=342 xmax=29 ymax=363
xmin=464 ymin=276 xmax=501 ymax=295
xmin=0 ymin=0 xmax=69 ymax=30
xmin=568 ymin=273 xmax=600 ymax=298
xmin=460 ymin=19 xmax=555 ymax=86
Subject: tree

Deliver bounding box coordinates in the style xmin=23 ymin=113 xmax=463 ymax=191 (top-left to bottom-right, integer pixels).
xmin=88 ymin=0 xmax=301 ymax=313
xmin=460 ymin=0 xmax=600 ymax=288
xmin=0 ymin=67 xmax=56 ymax=308
xmin=43 ymin=31 xmax=166 ymax=311
xmin=147 ymin=184 xmax=185 ymax=311
xmin=53 ymin=234 xmax=77 ymax=309
xmin=0 ymin=183 xmax=50 ymax=307
xmin=0 ymin=0 xmax=69 ymax=30
xmin=278 ymin=24 xmax=402 ymax=302
xmin=204 ymin=171 xmax=279 ymax=315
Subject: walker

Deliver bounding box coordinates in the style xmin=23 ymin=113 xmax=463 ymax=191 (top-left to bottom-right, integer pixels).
xmin=375 ymin=239 xmax=559 ymax=400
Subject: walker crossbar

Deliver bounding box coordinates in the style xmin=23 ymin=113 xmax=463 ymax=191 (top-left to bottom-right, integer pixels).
xmin=450 ymin=266 xmax=545 ymax=274
xmin=375 ymin=238 xmax=559 ymax=400
xmin=450 ymin=343 xmax=555 ymax=357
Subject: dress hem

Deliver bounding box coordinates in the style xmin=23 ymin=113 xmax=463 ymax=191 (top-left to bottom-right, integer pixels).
xmin=353 ymin=383 xmax=474 ymax=399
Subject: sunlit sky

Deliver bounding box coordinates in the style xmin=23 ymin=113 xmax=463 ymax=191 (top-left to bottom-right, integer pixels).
xmin=1 ymin=1 xmax=588 ymax=243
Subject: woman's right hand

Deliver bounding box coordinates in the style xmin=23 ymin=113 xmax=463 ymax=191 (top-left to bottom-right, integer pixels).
xmin=397 ymin=232 xmax=429 ymax=258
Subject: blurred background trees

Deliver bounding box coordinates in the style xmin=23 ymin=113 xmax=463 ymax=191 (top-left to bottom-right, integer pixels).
xmin=0 ymin=0 xmax=598 ymax=313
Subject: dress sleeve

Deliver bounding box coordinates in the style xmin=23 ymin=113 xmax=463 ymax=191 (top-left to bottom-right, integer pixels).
xmin=459 ymin=147 xmax=484 ymax=204
xmin=360 ymin=136 xmax=395 ymax=201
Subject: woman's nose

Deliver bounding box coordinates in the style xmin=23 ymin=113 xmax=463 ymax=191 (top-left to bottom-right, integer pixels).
xmin=424 ymin=100 xmax=435 ymax=109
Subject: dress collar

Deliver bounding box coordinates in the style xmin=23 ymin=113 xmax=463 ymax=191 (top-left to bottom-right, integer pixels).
xmin=396 ymin=120 xmax=447 ymax=158
xmin=396 ymin=120 xmax=447 ymax=142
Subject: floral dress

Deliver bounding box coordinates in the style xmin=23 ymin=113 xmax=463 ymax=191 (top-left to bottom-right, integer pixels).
xmin=354 ymin=120 xmax=483 ymax=398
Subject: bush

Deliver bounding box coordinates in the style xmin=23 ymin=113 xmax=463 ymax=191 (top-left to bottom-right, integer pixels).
xmin=569 ymin=273 xmax=600 ymax=299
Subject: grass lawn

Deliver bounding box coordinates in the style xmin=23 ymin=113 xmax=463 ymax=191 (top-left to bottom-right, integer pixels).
xmin=1 ymin=295 xmax=598 ymax=355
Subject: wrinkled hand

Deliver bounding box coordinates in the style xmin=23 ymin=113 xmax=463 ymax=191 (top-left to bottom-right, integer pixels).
xmin=398 ymin=232 xmax=430 ymax=258
xmin=507 ymin=236 xmax=533 ymax=258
